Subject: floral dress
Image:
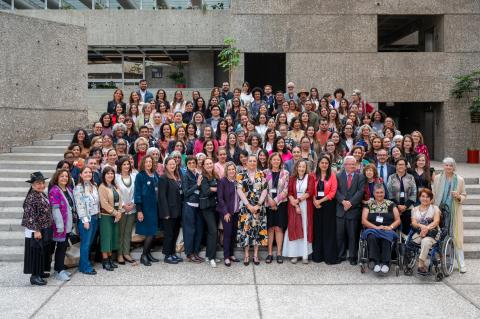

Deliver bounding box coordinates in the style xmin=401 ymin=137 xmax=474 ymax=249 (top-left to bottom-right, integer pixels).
xmin=236 ymin=170 xmax=268 ymax=247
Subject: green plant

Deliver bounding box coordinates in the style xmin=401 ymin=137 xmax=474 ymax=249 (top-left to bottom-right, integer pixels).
xmin=217 ymin=37 xmax=240 ymax=84
xmin=451 ymin=70 xmax=480 ymax=113
xmin=167 ymin=64 xmax=186 ymax=85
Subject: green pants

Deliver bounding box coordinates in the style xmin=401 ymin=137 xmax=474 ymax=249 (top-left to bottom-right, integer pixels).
xmin=100 ymin=215 xmax=119 ymax=253
xmin=118 ymin=213 xmax=137 ymax=255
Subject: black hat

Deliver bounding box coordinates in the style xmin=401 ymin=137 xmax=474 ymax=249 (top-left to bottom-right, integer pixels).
xmin=26 ymin=172 xmax=48 ymax=184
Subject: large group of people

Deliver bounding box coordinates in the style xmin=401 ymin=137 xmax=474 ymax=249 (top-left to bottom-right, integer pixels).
xmin=22 ymin=79 xmax=467 ymax=286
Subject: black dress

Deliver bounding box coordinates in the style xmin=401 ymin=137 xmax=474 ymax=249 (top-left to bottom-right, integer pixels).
xmin=312 ymin=179 xmax=339 ymax=264
xmin=266 ymin=171 xmax=288 ymax=230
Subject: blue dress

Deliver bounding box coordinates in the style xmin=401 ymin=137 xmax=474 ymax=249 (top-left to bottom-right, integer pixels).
xmin=134 ymin=171 xmax=159 ymax=236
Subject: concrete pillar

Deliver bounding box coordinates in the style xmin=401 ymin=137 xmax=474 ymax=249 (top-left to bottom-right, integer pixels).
xmin=188 ymin=51 xmax=214 ymax=88
xmin=230 ymin=52 xmax=244 ymax=89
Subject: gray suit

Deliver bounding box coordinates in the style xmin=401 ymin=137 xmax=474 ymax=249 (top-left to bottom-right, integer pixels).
xmin=335 ymin=170 xmax=365 ymax=261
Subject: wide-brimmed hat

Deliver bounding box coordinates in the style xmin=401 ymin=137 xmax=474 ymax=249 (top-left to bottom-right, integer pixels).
xmin=25 ymin=172 xmax=48 ymax=184
xmin=297 ymin=88 xmax=309 ymax=97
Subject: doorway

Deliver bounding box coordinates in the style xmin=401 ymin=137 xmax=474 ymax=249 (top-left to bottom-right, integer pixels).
xmin=244 ymin=53 xmax=286 ymax=92
xmin=379 ymin=102 xmax=440 ymax=159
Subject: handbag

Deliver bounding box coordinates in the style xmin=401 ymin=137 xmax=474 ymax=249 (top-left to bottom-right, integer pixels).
xmin=64 ymin=238 xmax=80 ymax=268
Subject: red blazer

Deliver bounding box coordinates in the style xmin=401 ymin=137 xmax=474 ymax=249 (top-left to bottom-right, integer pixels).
xmin=287 ymin=173 xmax=316 ymax=243
xmin=316 ymin=173 xmax=338 ymax=200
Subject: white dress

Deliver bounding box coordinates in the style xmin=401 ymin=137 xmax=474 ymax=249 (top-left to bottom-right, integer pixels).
xmin=282 ymin=177 xmax=313 ymax=259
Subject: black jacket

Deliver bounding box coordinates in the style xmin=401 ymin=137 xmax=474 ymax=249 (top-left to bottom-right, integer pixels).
xmin=182 ymin=169 xmax=200 ymax=205
xmin=157 ymin=175 xmax=182 ymax=219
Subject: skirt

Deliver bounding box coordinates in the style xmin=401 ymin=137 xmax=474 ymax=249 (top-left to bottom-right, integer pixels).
xmin=266 ymin=202 xmax=288 ymax=230
xmin=100 ymin=215 xmax=119 ymax=252
xmin=24 ymin=228 xmax=52 ymax=275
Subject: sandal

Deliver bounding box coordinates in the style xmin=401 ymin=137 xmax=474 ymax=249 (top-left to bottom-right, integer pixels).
xmin=123 ymin=255 xmax=137 ymax=264
xmin=276 ymin=255 xmax=284 ymax=264
xmin=253 ymin=256 xmax=260 ymax=266
xmin=230 ymin=256 xmax=240 ymax=263
xmin=243 ymin=256 xmax=250 ymax=266
xmin=265 ymin=255 xmax=273 ymax=264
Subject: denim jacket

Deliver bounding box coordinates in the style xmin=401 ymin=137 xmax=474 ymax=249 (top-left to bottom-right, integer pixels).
xmin=182 ymin=169 xmax=200 ymax=205
xmin=73 ymin=182 xmax=100 ymax=223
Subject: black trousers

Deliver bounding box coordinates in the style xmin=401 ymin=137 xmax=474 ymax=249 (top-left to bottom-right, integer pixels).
xmin=162 ymin=218 xmax=177 ymax=256
xmin=366 ymin=235 xmax=391 ymax=264
xmin=400 ymin=209 xmax=412 ymax=235
xmin=336 ymin=217 xmax=360 ymax=260
xmin=201 ymin=208 xmax=218 ymax=260
xmin=50 ymin=239 xmax=68 ymax=272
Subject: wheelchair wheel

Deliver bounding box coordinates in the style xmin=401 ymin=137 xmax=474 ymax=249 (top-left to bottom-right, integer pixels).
xmin=435 ymin=272 xmax=444 ymax=282
xmin=395 ymin=265 xmax=400 ymax=277
xmin=441 ymin=236 xmax=455 ymax=276
xmin=404 ymin=266 xmax=413 ymax=276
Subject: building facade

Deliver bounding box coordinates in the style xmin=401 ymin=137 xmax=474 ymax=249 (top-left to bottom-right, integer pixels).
xmin=3 ymin=0 xmax=480 ymax=160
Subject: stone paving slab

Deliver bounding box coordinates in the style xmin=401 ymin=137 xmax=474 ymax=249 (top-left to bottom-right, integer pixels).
xmin=0 ymin=287 xmax=58 ymax=318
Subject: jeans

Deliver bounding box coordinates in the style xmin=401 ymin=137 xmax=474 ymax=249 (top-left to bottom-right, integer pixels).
xmin=77 ymin=215 xmax=98 ymax=272
xmin=182 ymin=204 xmax=204 ymax=256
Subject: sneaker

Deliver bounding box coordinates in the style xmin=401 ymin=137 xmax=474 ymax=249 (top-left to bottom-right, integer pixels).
xmin=206 ymin=257 xmax=221 ymax=263
xmin=164 ymin=256 xmax=178 ymax=264
xmin=63 ymin=270 xmax=72 ymax=277
xmin=54 ymin=270 xmax=71 ymax=281
xmin=460 ymin=266 xmax=467 ymax=274
xmin=209 ymin=259 xmax=217 ymax=268
xmin=291 ymin=257 xmax=298 ymax=264
xmin=373 ymin=265 xmax=381 ymax=273
xmin=172 ymin=255 xmax=184 ymax=263
xmin=381 ymin=265 xmax=389 ymax=274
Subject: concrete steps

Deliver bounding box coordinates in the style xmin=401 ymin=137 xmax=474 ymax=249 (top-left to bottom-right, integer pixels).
xmin=11 ymin=146 xmax=67 ymax=154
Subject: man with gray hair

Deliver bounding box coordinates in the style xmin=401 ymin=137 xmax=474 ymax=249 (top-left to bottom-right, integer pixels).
xmin=284 ymin=81 xmax=298 ymax=103
xmin=335 ymin=155 xmax=366 ymax=265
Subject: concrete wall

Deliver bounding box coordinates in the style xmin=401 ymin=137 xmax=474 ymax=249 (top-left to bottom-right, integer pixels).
xmin=0 ymin=12 xmax=88 ymax=152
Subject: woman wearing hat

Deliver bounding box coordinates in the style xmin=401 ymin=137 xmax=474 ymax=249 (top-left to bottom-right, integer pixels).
xmin=22 ymin=172 xmax=52 ymax=286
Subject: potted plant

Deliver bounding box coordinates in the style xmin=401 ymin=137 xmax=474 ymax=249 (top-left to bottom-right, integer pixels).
xmin=168 ymin=64 xmax=186 ymax=88
xmin=217 ymin=37 xmax=240 ymax=85
xmin=451 ymin=70 xmax=480 ymax=162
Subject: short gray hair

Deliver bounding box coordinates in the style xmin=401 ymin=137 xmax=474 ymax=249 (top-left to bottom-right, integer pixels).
xmin=443 ymin=157 xmax=457 ymax=170
xmin=343 ymin=155 xmax=356 ymax=165
xmin=112 ymin=123 xmax=127 ymax=134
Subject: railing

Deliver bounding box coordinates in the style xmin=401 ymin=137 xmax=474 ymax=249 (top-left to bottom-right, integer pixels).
xmin=1 ymin=0 xmax=230 ymax=10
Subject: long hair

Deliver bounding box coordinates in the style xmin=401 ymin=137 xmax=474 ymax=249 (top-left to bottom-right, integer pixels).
xmin=164 ymin=156 xmax=180 ymax=180
xmin=101 ymin=166 xmax=117 ymax=187
xmin=292 ymin=159 xmax=309 ymax=178
xmin=77 ymin=166 xmax=96 ymax=187
xmin=71 ymin=129 xmax=91 ymax=148
xmin=50 ymin=168 xmax=72 ymax=189
xmin=315 ymin=154 xmax=332 ymax=181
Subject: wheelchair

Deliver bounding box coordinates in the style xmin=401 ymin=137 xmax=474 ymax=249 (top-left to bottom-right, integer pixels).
xmin=357 ymin=228 xmax=403 ymax=276
xmin=402 ymin=204 xmax=456 ymax=281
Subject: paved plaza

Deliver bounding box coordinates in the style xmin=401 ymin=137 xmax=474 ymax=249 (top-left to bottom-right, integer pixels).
xmin=1 ymin=256 xmax=480 ymax=319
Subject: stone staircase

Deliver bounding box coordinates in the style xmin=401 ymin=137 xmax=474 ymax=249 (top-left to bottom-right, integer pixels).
xmin=0 ymin=133 xmax=71 ymax=261
xmin=0 ymin=133 xmax=479 ymax=261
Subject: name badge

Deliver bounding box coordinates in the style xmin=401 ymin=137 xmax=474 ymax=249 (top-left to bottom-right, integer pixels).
xmin=317 ymin=191 xmax=325 ymax=197
xmin=194 ymin=190 xmax=200 ymax=195
xmin=400 ymin=192 xmax=405 ymax=198
xmin=155 ymin=187 xmax=158 ymax=193
xmin=376 ymin=215 xmax=384 ymax=224
xmin=270 ymin=188 xmax=277 ymax=194
xmin=147 ymin=181 xmax=151 ymax=186
xmin=114 ymin=202 xmax=119 ymax=207
xmin=179 ymin=189 xmax=183 ymax=195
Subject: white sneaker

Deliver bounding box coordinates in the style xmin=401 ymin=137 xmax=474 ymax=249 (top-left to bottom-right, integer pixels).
xmin=373 ymin=265 xmax=381 ymax=273
xmin=291 ymin=257 xmax=298 ymax=264
xmin=302 ymin=258 xmax=309 ymax=264
xmin=63 ymin=270 xmax=72 ymax=277
xmin=209 ymin=259 xmax=217 ymax=268
xmin=54 ymin=270 xmax=71 ymax=281
xmin=381 ymin=265 xmax=389 ymax=274
xmin=460 ymin=266 xmax=467 ymax=273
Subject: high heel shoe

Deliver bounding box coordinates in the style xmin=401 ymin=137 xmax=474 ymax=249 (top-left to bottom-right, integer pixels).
xmin=140 ymin=254 xmax=152 ymax=266
xmin=108 ymin=257 xmax=118 ymax=268
xmin=147 ymin=252 xmax=160 ymax=263
xmin=243 ymin=256 xmax=250 ymax=266
xmin=102 ymin=259 xmax=114 ymax=271
xmin=253 ymin=256 xmax=260 ymax=266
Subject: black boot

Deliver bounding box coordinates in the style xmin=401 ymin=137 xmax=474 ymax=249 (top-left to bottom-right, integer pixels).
xmin=30 ymin=275 xmax=47 ymax=286
xmin=102 ymin=259 xmax=114 ymax=271
xmin=108 ymin=256 xmax=118 ymax=268
xmin=147 ymin=251 xmax=160 ymax=262
xmin=140 ymin=254 xmax=152 ymax=266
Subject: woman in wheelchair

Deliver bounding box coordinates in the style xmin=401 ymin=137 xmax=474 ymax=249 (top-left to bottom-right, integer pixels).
xmin=361 ymin=184 xmax=401 ymax=274
xmin=410 ymin=188 xmax=441 ymax=275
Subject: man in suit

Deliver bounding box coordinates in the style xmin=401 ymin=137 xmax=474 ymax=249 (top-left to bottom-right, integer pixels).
xmin=136 ymin=79 xmax=154 ymax=103
xmin=206 ymin=105 xmax=223 ymax=133
xmin=335 ymin=156 xmax=366 ymax=265
xmin=376 ymin=148 xmax=395 ymax=193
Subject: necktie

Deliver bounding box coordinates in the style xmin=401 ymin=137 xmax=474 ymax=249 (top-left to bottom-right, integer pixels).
xmin=380 ymin=165 xmax=385 ymax=180
xmin=347 ymin=174 xmax=352 ymax=189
